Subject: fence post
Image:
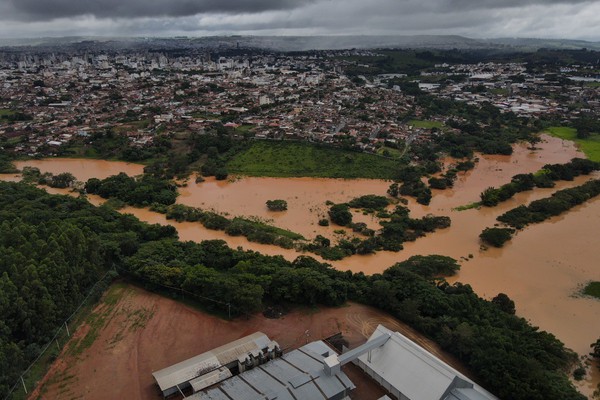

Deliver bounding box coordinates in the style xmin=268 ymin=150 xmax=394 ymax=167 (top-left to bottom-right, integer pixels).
xmin=20 ymin=376 xmax=27 ymax=394
xmin=65 ymin=321 xmax=70 ymax=337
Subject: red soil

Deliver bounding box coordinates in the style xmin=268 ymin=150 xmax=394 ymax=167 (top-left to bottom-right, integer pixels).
xmin=32 ymin=282 xmax=468 ymax=400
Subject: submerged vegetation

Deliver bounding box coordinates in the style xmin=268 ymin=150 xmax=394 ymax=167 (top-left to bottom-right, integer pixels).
xmin=583 ymin=282 xmax=600 ymax=300
xmin=479 ymin=179 xmax=600 ymax=246
xmin=314 ymin=201 xmax=450 ymax=260
xmin=150 ymin=203 xmax=304 ymax=249
xmin=479 ymin=227 xmax=515 ymax=248
xmin=85 ymin=173 xmax=178 ymax=206
xmin=479 ymin=158 xmax=600 ymax=207
xmin=0 ymin=181 xmax=586 ymax=400
xmin=497 ymin=179 xmax=600 ymax=229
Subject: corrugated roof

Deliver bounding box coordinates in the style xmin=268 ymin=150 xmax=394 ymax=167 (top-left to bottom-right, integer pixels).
xmin=152 ymin=332 xmax=271 ymax=393
xmin=357 ymin=325 xmax=497 ymax=400
xmin=190 ymin=367 xmax=232 ymax=393
xmin=191 ymin=341 xmax=354 ymax=400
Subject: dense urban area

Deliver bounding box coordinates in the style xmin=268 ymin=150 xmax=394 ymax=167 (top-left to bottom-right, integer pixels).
xmin=1 ymin=38 xmax=600 ymax=400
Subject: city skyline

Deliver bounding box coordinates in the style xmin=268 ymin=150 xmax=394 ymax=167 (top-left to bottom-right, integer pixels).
xmin=0 ymin=0 xmax=599 ymax=41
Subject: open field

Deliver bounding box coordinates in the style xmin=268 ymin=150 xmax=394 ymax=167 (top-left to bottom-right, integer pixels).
xmin=227 ymin=141 xmax=402 ymax=179
xmin=546 ymin=126 xmax=600 ymax=162
xmin=0 ymin=108 xmax=16 ymax=117
xmin=409 ymin=119 xmax=444 ymax=129
xmin=31 ymin=281 xmax=468 ymax=400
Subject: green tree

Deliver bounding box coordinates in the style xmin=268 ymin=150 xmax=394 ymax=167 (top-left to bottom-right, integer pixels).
xmin=328 ymin=204 xmax=353 ymax=226
xmin=480 ymin=227 xmax=514 ymax=248
xmin=266 ymin=199 xmax=288 ymax=211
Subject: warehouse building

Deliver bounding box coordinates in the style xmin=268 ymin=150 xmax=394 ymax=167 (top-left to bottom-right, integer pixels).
xmin=187 ymin=340 xmax=355 ymax=400
xmin=153 ymin=324 xmax=498 ymax=400
xmin=354 ymin=325 xmax=498 ymax=400
xmin=152 ymin=332 xmax=280 ymax=398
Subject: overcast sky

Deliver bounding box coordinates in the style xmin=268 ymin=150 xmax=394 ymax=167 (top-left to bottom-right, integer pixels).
xmin=0 ymin=0 xmax=598 ymax=40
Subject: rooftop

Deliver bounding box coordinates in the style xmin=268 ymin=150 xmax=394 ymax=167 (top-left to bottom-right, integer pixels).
xmin=188 ymin=340 xmax=355 ymax=400
xmin=152 ymin=331 xmax=272 ymax=395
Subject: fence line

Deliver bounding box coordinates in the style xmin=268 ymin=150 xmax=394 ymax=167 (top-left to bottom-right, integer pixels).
xmin=5 ymin=267 xmax=252 ymax=400
xmin=4 ymin=269 xmax=115 ymax=400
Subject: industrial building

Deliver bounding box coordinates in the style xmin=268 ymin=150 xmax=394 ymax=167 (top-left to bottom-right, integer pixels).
xmin=152 ymin=332 xmax=280 ymax=398
xmin=354 ymin=325 xmax=498 ymax=400
xmin=153 ymin=324 xmax=498 ymax=400
xmin=188 ymin=340 xmax=356 ymax=400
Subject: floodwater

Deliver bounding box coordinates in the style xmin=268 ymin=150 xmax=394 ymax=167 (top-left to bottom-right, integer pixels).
xmin=13 ymin=158 xmax=145 ymax=181
xmin=2 ymin=135 xmax=599 ymax=396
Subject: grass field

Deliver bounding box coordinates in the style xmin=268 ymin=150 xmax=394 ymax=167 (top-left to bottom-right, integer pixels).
xmin=409 ymin=119 xmax=444 ymax=129
xmin=583 ymin=281 xmax=600 ymax=299
xmin=227 ymin=141 xmax=402 ymax=179
xmin=376 ymin=145 xmax=403 ymax=159
xmin=0 ymin=109 xmax=15 ymax=117
xmin=545 ymin=126 xmax=600 ymax=162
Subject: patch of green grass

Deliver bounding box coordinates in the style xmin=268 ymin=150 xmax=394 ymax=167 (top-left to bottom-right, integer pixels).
xmin=583 ymin=281 xmax=600 ymax=299
xmin=489 ymin=88 xmax=510 ymax=96
xmin=409 ymin=119 xmax=444 ymax=129
xmin=376 ymin=146 xmax=403 ymax=159
xmin=227 ymin=141 xmax=403 ymax=179
xmin=68 ymin=284 xmax=127 ymax=357
xmin=0 ymin=109 xmax=16 ymax=117
xmin=545 ymin=126 xmax=600 ymax=162
xmin=191 ymin=111 xmax=220 ymax=120
xmin=235 ymin=124 xmax=255 ymax=134
xmin=453 ymin=202 xmax=481 ymax=211
xmin=239 ymin=217 xmax=305 ymax=240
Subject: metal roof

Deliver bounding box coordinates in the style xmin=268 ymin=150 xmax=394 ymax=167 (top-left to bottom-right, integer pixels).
xmin=357 ymin=325 xmax=497 ymax=400
xmin=189 ymin=340 xmax=355 ymax=400
xmin=152 ymin=332 xmax=271 ymax=394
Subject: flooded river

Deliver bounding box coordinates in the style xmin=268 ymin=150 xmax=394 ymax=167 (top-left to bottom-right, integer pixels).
xmin=3 ymin=136 xmax=600 ymax=395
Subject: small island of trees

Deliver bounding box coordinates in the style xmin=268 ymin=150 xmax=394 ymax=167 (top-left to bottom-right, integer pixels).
xmin=266 ymin=199 xmax=288 ymax=211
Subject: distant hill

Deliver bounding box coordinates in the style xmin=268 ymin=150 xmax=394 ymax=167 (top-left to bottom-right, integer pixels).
xmin=0 ymin=35 xmax=599 ymax=52
xmin=485 ymin=37 xmax=600 ymax=51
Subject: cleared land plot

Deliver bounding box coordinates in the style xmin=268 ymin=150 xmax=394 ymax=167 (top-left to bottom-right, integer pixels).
xmin=32 ymin=281 xmax=467 ymax=400
xmin=546 ymin=126 xmax=600 ymax=162
xmin=227 ymin=141 xmax=402 ymax=179
xmin=409 ymin=119 xmax=444 ymax=129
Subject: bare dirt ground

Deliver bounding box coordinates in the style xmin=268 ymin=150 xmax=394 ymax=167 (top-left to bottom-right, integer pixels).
xmin=31 ymin=281 xmax=468 ymax=400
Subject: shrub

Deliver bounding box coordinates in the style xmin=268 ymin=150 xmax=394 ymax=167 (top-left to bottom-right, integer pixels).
xmin=480 ymin=227 xmax=514 ymax=247
xmin=266 ymin=199 xmax=288 ymax=211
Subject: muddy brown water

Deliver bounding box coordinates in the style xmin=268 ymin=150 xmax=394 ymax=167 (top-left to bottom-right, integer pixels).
xmin=3 ymin=135 xmax=599 ymax=396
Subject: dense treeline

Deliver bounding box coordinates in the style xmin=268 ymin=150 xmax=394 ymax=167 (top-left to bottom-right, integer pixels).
xmin=479 ymin=227 xmax=515 ymax=248
xmin=85 ymin=173 xmax=178 ymax=206
xmin=480 ymin=158 xmax=600 ymax=207
xmin=0 ymin=152 xmax=17 ymax=173
xmin=125 ymin=238 xmax=583 ymax=400
xmin=22 ymin=167 xmax=76 ymax=189
xmin=316 ymin=204 xmax=450 ymax=259
xmin=347 ymin=194 xmax=390 ymax=210
xmin=497 ymin=179 xmax=600 ymax=229
xmin=0 ymin=182 xmax=177 ymax=397
xmin=150 ymin=203 xmax=304 ymax=249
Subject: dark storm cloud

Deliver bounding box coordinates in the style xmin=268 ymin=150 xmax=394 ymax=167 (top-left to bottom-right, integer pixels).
xmin=1 ymin=0 xmax=592 ymax=21
xmin=0 ymin=0 xmax=597 ymax=40
xmin=2 ymin=0 xmax=315 ymax=21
